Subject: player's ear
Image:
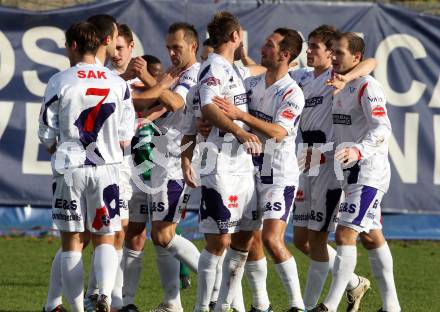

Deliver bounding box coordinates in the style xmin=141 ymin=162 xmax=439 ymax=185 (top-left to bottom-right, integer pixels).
xmin=71 ymin=40 xmax=78 ymax=50
xmin=354 ymin=51 xmax=362 ymax=63
xmin=129 ymin=41 xmax=135 ymax=49
xmin=230 ymin=30 xmax=239 ymax=43
xmin=104 ymin=35 xmax=111 ymax=46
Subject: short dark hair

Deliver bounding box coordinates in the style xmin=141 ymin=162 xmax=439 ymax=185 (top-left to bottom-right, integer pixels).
xmin=308 ymin=24 xmax=339 ymax=50
xmin=337 ymin=32 xmax=365 ymax=59
xmin=117 ymin=23 xmax=133 ymax=44
xmin=274 ymin=28 xmax=303 ymax=63
xmin=87 ymin=14 xmax=117 ymax=43
xmin=168 ymin=22 xmax=199 ymax=52
xmin=142 ymin=54 xmax=161 ymax=65
xmin=65 ymin=22 xmax=100 ymax=55
xmin=207 ymin=11 xmax=240 ymax=49
xmin=203 ymin=38 xmax=214 ymax=48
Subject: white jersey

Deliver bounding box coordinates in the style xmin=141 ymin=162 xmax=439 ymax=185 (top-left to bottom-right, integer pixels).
xmin=245 ymin=73 xmax=304 ymax=185
xmin=290 ymin=67 xmax=334 ymax=148
xmin=38 ymin=62 xmax=136 ymax=171
xmin=332 ymin=75 xmax=392 ymax=192
xmin=152 ymin=62 xmax=200 ymax=180
xmin=198 ymin=53 xmax=253 ymax=176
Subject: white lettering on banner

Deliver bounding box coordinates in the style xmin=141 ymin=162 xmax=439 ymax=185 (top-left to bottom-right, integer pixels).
xmin=23 ymin=102 xmax=51 ymax=175
xmin=0 ymin=31 xmax=15 ymax=90
xmin=428 ymin=77 xmax=440 ymax=108
xmin=389 ymin=112 xmax=418 ymax=183
xmin=0 ymin=102 xmax=14 ymax=139
xmin=433 ymin=115 xmax=440 ymax=184
xmin=131 ymin=31 xmax=145 ymax=57
xmin=22 ymin=26 xmax=69 ymax=97
xmin=374 ymin=34 xmax=427 ymax=107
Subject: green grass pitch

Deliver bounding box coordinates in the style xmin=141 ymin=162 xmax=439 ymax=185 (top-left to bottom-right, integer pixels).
xmin=0 ymin=237 xmax=438 ymax=311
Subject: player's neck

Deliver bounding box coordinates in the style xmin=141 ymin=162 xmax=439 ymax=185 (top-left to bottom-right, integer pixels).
xmin=217 ymin=45 xmax=235 ymax=64
xmin=265 ymin=64 xmax=288 ymax=88
xmin=182 ymin=56 xmax=197 ymax=70
xmin=95 ymin=46 xmax=107 ymax=66
xmin=314 ymin=64 xmax=331 ymax=78
xmin=76 ymin=54 xmax=96 ymax=65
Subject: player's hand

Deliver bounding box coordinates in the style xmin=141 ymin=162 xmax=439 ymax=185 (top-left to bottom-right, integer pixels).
xmin=182 ymin=164 xmax=198 ymax=188
xmin=235 ymin=129 xmax=262 ymax=155
xmin=212 ymin=96 xmax=243 ymax=120
xmin=157 ymin=67 xmax=180 ymax=90
xmin=326 ymin=71 xmax=349 ymax=95
xmin=335 ymin=147 xmax=361 ymax=167
xmin=196 ymin=118 xmax=212 ymax=138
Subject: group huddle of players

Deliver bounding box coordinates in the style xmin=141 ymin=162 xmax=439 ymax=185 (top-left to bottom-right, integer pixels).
xmin=38 ymin=10 xmax=401 ymax=312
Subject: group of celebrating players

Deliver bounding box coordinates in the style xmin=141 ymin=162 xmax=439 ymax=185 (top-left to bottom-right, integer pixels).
xmin=38 ymin=10 xmax=401 ymax=312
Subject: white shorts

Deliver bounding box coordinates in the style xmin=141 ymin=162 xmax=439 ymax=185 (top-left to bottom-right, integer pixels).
xmin=337 ymin=184 xmax=383 ymax=233
xmin=199 ymin=174 xmax=259 ymax=234
xmin=51 ymin=164 xmax=121 ymax=234
xmin=119 ymin=156 xmax=133 ymax=220
xmin=151 ymin=179 xmax=185 ymax=223
xmin=292 ymin=163 xmax=342 ymax=232
xmin=257 ymin=182 xmax=296 ymax=223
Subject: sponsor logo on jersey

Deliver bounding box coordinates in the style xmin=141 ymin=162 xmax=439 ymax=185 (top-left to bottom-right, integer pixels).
xmin=367 ymin=96 xmax=384 ymax=104
xmin=371 ymin=105 xmax=386 ymax=117
xmin=234 ymin=93 xmax=247 ymax=105
xmin=54 ymin=198 xmax=77 ymax=210
xmin=339 ymin=202 xmax=356 ymax=213
xmin=281 ymin=108 xmax=296 ymax=120
xmin=52 ymin=213 xmax=81 ymax=222
xmin=249 ymin=109 xmax=273 ymax=122
xmin=332 ymin=114 xmax=352 ymax=125
xmin=201 ymin=76 xmax=220 ymax=86
xmin=292 ymin=213 xmax=309 ymax=221
xmin=228 ymin=195 xmax=239 ymax=208
xmin=77 ymin=70 xmax=107 ymax=79
xmin=310 ymin=210 xmax=323 ymax=222
xmin=305 ymin=96 xmax=323 ymax=108
xmin=264 ymin=201 xmax=282 ymax=212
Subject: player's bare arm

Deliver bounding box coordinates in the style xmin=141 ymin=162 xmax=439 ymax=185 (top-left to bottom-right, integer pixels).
xmin=212 ymin=96 xmax=287 ymax=142
xmin=326 ymin=58 xmax=377 ymax=94
xmin=181 ymin=134 xmax=197 ymax=188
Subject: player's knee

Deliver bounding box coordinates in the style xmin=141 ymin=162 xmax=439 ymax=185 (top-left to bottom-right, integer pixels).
xmin=293 ymin=234 xmax=309 ymax=255
xmin=335 ymin=226 xmax=357 ymax=246
xmin=151 ymin=230 xmax=173 ymax=247
xmin=262 ymin=232 xmax=282 ymax=253
xmin=114 ymin=230 xmax=125 ymax=249
xmin=206 ymin=235 xmax=230 ymax=255
xmin=360 ymin=231 xmax=385 ymax=250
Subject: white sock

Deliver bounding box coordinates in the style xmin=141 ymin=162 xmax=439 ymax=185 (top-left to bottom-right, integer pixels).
xmin=61 ymin=251 xmax=84 ymax=312
xmin=368 ymin=243 xmax=401 ymax=312
xmin=86 ymin=252 xmax=98 ymax=297
xmin=94 ymin=243 xmax=118 ymax=302
xmin=196 ymin=249 xmax=221 ymax=311
xmin=231 ymin=281 xmax=245 ymax=312
xmin=122 ymin=247 xmax=144 ymax=306
xmin=155 ymin=245 xmax=181 ymax=308
xmin=324 ymin=245 xmax=357 ymax=311
xmin=328 ymin=244 xmax=359 ymax=290
xmin=45 ymin=248 xmax=63 ymax=311
xmin=166 ymin=234 xmax=200 ymax=273
xmin=275 ymin=257 xmax=305 ymax=310
xmin=210 ymin=250 xmax=225 ymax=303
xmin=245 ymin=258 xmax=270 ymax=310
xmin=215 ymin=248 xmax=248 ymax=312
xmin=304 ymin=260 xmax=329 ymax=310
xmin=112 ymin=249 xmax=124 ymax=309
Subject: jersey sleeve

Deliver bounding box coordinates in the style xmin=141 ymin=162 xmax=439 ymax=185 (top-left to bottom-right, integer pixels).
xmin=38 ymin=77 xmax=60 ymax=149
xmin=118 ymin=82 xmax=136 ymax=141
xmin=353 ymin=80 xmax=392 ymax=160
xmin=181 ymin=87 xmax=198 ymax=135
xmin=173 ymin=69 xmax=198 ymax=104
xmin=198 ymin=64 xmax=225 ymax=108
xmin=274 ymin=86 xmax=304 ymax=135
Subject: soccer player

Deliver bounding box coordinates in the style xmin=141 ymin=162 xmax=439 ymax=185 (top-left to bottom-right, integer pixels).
xmin=130 ymin=22 xmax=201 ymax=312
xmin=212 ymin=27 xmax=306 ymax=311
xmin=43 ymin=15 xmax=121 ymax=312
xmin=38 ymin=20 xmax=135 ymax=312
xmin=290 ymin=25 xmax=376 ymax=311
xmin=193 ymin=11 xmax=262 ymax=312
xmin=311 ymin=32 xmax=400 ymax=312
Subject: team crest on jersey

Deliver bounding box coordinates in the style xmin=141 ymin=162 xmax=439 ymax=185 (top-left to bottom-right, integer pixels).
xmin=295 ymin=189 xmax=304 ymax=202
xmin=228 ymin=195 xmax=239 ymax=208
xmin=349 ymin=86 xmax=356 ymax=93
xmin=201 ymin=76 xmax=220 ymax=86
xmin=249 ymin=77 xmax=260 ymax=88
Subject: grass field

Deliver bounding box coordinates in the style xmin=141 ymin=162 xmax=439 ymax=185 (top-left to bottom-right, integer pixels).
xmin=0 ymin=237 xmax=438 ymax=312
